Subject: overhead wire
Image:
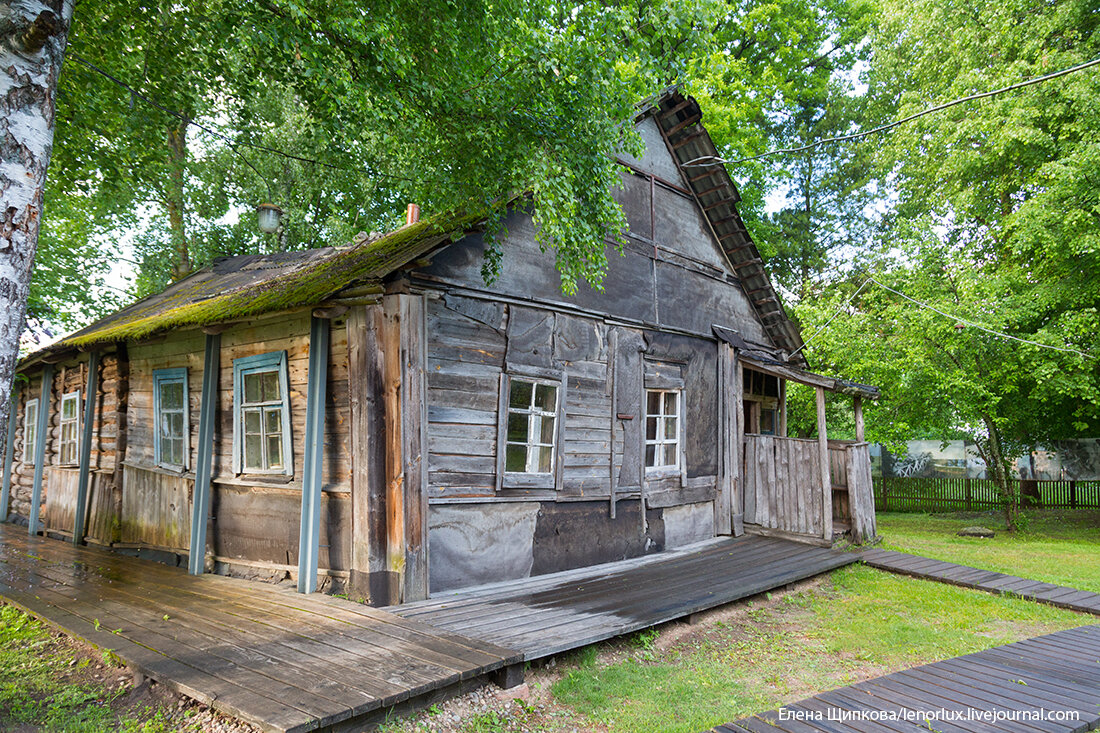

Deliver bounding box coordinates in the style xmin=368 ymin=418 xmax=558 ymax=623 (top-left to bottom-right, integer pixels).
xmin=681 ymin=55 xmax=1100 ymax=169
xmin=791 ymin=277 xmax=1096 ymax=360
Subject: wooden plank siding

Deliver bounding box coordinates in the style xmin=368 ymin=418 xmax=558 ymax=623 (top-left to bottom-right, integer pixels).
xmin=743 ymin=435 xmax=824 ymax=538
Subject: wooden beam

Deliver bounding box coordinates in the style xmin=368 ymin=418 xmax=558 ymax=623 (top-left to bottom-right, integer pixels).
xmin=347 ymin=305 xmax=384 ymax=602
xmin=311 ymin=304 xmax=348 ymax=320
xmin=853 ymin=395 xmax=865 ymax=443
xmin=401 ymin=295 xmax=429 ymax=602
xmin=381 ymin=296 xmax=404 ymax=600
xmin=188 ymin=334 xmax=220 ymax=575
xmin=1 ymin=383 xmax=19 ymax=521
xmin=715 ymin=343 xmax=734 ymax=536
xmin=297 ymin=316 xmax=330 ymax=594
xmin=815 ymin=387 xmax=833 ymax=542
xmin=72 ymin=351 xmax=100 ymax=545
xmin=732 ymin=353 xmax=745 ymax=535
xmin=28 ymin=364 xmax=53 ymax=536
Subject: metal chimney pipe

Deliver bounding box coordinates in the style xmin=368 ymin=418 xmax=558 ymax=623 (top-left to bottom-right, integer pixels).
xmin=405 ymin=203 xmax=420 ymax=225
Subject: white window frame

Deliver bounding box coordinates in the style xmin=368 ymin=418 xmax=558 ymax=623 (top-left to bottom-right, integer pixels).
xmin=59 ymin=390 xmax=81 ymax=466
xmin=232 ymin=351 xmax=293 ymax=476
xmin=23 ymin=398 xmax=39 ymax=466
xmin=644 ymin=388 xmax=682 ymax=475
xmin=153 ymin=368 xmax=190 ymax=470
xmin=497 ymin=371 xmax=565 ymax=491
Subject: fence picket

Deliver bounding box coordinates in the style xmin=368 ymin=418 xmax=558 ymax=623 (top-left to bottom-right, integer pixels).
xmin=873 ymin=477 xmax=1100 ymax=513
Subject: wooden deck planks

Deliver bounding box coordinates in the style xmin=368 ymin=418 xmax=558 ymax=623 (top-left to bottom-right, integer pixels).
xmin=389 ymin=535 xmax=857 ymax=661
xmin=0 ymin=525 xmax=519 ymax=733
xmin=711 ymin=625 xmax=1100 ymax=733
xmin=860 ymin=548 xmax=1100 ymax=616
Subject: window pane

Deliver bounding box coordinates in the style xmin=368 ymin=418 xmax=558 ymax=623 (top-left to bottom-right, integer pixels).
xmin=62 ymin=398 xmax=76 ymax=419
xmin=264 ymin=407 xmax=282 ymax=435
xmin=539 ymin=416 xmax=555 ymax=444
xmin=244 ymin=408 xmax=262 ymax=435
xmin=244 ymin=373 xmax=262 ymax=403
xmin=168 ymin=412 xmax=184 ymax=438
xmin=506 ymin=412 xmax=528 ymax=443
xmin=534 ymin=384 xmax=557 ymax=412
xmin=538 ymin=446 xmax=553 ymax=473
xmin=244 ymin=434 xmax=262 ymax=469
xmin=662 ymin=444 xmax=677 ymax=466
xmin=505 ymin=445 xmax=527 ymax=473
xmin=664 ymin=392 xmax=678 ymax=415
xmin=261 ymin=370 xmax=280 ymax=401
xmin=160 ymin=381 xmax=183 ymax=410
xmin=165 ymin=438 xmax=182 ymax=466
xmin=646 ymin=391 xmax=660 ymax=415
xmin=266 ymin=435 xmax=283 ymax=469
xmin=645 ymin=444 xmax=655 ymax=467
xmin=646 ymin=417 xmax=657 ymax=441
xmin=664 ymin=416 xmax=678 ymax=440
xmin=508 ymin=380 xmax=532 ymax=409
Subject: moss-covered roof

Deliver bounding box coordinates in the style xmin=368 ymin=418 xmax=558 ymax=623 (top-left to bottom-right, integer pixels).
xmin=27 ymin=209 xmax=484 ymax=361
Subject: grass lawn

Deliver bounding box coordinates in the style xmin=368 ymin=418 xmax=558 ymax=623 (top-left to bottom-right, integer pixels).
xmin=383 ymin=564 xmax=1094 ymax=733
xmin=876 ymin=508 xmax=1100 ymax=593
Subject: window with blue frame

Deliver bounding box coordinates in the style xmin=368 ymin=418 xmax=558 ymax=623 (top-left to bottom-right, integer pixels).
xmin=232 ymin=352 xmax=292 ymax=475
xmin=153 ymin=368 xmax=190 ymax=469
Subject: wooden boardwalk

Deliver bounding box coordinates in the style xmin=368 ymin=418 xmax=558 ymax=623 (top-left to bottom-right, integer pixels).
xmin=388 ymin=535 xmax=856 ymax=661
xmin=862 ymin=548 xmax=1100 ymax=616
xmin=0 ymin=525 xmax=520 ymax=733
xmin=711 ymin=624 xmax=1100 ymax=733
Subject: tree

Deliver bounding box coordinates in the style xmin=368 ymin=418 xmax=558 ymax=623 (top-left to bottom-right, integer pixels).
xmin=0 ymin=0 xmax=76 ymax=447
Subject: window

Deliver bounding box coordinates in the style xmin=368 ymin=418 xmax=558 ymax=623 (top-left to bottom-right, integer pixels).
xmin=153 ymin=368 xmax=189 ymax=469
xmin=23 ymin=398 xmax=39 ymax=465
xmin=59 ymin=391 xmax=80 ymax=465
xmin=504 ymin=378 xmax=559 ymax=474
xmin=233 ymin=352 xmax=292 ymax=475
xmin=645 ymin=389 xmax=681 ymax=472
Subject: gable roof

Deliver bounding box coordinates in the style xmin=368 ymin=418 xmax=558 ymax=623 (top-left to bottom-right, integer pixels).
xmin=23 ymin=90 xmax=804 ymax=369
xmin=641 ymin=90 xmax=806 ymax=364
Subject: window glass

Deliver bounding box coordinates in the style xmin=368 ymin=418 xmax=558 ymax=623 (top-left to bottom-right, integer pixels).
xmin=235 ymin=355 xmax=291 ymax=474
xmin=23 ymin=399 xmax=39 ymax=465
xmin=644 ymin=389 xmax=681 ymax=472
xmin=59 ymin=392 xmax=80 ymax=465
xmin=504 ymin=377 xmax=559 ymax=475
xmin=154 ymin=370 xmax=189 ymax=469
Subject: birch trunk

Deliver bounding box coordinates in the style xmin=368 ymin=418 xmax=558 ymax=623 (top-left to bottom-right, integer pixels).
xmin=0 ymin=0 xmax=74 ymax=442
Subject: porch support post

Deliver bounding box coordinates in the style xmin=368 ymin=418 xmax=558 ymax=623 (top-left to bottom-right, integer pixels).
xmin=815 ymin=386 xmax=832 ymax=541
xmin=715 ymin=342 xmax=733 ymax=535
xmin=72 ymin=350 xmax=100 ymax=544
xmin=298 ymin=316 xmax=330 ymax=594
xmin=853 ymin=395 xmax=864 ymax=442
xmin=29 ymin=364 xmax=54 ymax=536
xmin=778 ymin=379 xmax=788 ymax=437
xmin=1 ymin=383 xmax=20 ymax=522
xmin=733 ymin=353 xmax=745 ymax=534
xmin=188 ymin=334 xmax=220 ymax=575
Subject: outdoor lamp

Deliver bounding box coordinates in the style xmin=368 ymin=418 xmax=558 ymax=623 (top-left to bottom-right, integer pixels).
xmin=256 ymin=203 xmax=283 ymax=233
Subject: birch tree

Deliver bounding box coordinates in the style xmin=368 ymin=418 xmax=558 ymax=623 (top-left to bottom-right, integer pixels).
xmin=0 ymin=0 xmax=74 ymax=442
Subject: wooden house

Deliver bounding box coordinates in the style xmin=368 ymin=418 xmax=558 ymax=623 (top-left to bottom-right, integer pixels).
xmin=0 ymin=91 xmax=877 ymax=606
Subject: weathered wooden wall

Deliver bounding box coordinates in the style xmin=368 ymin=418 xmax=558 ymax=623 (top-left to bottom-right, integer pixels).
xmin=11 ymin=308 xmax=353 ymax=589
xmin=743 ymin=435 xmax=825 ymax=537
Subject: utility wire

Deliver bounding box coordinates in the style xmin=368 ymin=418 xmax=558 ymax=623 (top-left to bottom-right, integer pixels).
xmin=67 ymin=52 xmax=435 ymax=187
xmin=682 ymin=55 xmax=1100 ymax=169
xmin=792 ymin=277 xmax=1096 ymax=360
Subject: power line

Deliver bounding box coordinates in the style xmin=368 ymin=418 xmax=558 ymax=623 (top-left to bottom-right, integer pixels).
xmin=67 ymin=52 xmax=436 ymax=188
xmin=682 ymin=55 xmax=1100 ymax=169
xmin=793 ymin=277 xmax=1096 ymax=360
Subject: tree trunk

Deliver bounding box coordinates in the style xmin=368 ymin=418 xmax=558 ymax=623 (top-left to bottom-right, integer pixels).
xmin=0 ymin=0 xmax=75 ymax=443
xmin=165 ymin=120 xmax=191 ymax=280
xmin=979 ymin=414 xmax=1019 ymax=530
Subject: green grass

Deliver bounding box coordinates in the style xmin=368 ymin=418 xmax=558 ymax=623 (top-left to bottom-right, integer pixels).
xmin=876 ymin=509 xmax=1100 ymax=593
xmin=0 ymin=604 xmax=176 ymax=732
xmin=551 ymin=565 xmax=1091 ymax=733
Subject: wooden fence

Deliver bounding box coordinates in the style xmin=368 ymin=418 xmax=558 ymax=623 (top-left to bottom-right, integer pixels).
xmin=875 ymin=476 xmax=1100 ymax=513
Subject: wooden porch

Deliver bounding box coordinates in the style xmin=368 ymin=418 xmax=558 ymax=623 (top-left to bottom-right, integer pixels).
xmin=387 ymin=534 xmax=857 ymax=661
xmin=0 ymin=524 xmax=520 ymax=733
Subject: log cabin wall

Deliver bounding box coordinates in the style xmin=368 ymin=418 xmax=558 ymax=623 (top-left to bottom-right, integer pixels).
xmin=9 ymin=309 xmax=353 ymax=592
xmin=9 ymin=353 xmax=123 ymax=541
xmin=408 ymin=118 xmax=770 ymax=593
